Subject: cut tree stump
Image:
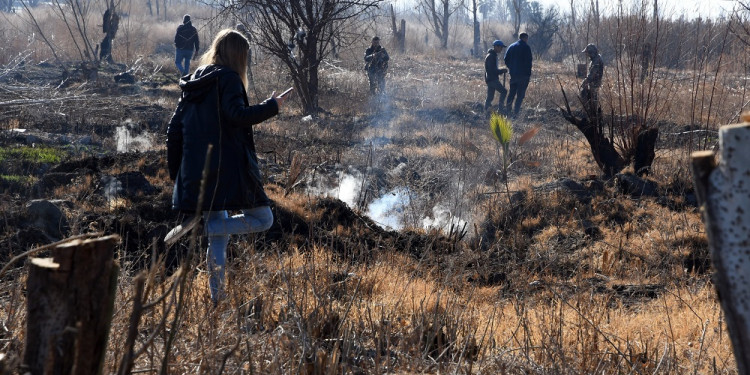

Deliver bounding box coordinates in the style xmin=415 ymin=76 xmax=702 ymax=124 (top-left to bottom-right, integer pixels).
xmin=22 ymin=235 xmax=119 ymax=375
xmin=692 ymin=120 xmax=750 ymax=374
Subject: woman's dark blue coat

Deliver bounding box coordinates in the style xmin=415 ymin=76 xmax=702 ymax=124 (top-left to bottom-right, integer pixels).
xmin=167 ymin=64 xmax=278 ymax=212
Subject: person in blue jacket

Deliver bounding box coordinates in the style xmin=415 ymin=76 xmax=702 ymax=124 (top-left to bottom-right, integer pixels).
xmin=503 ymin=32 xmax=533 ymax=117
xmin=165 ymin=29 xmax=291 ymax=304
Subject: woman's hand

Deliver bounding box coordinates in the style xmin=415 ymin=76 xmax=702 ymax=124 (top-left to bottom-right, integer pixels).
xmin=271 ymin=87 xmax=293 ymax=109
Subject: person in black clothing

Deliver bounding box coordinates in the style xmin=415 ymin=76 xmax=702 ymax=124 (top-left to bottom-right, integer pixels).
xmin=174 ymin=14 xmax=200 ymax=76
xmin=364 ymin=36 xmax=389 ymax=95
xmin=165 ymin=29 xmax=290 ymax=303
xmin=503 ymin=32 xmax=533 ymax=117
xmin=484 ymin=39 xmax=508 ymax=113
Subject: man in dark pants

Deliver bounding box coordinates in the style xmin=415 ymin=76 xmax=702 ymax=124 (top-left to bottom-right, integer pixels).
xmin=484 ymin=40 xmax=508 ymax=113
xmin=174 ymin=14 xmax=200 ymax=76
xmin=364 ymin=36 xmax=389 ymax=95
xmin=503 ymin=32 xmax=533 ymax=117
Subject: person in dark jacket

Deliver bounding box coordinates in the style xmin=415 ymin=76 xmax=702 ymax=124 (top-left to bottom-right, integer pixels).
xmin=174 ymin=14 xmax=200 ymax=76
xmin=484 ymin=39 xmax=508 ymax=113
xmin=364 ymin=36 xmax=389 ymax=95
xmin=503 ymin=32 xmax=533 ymax=117
xmin=581 ymin=43 xmax=603 ymax=120
xmin=165 ymin=29 xmax=290 ymax=303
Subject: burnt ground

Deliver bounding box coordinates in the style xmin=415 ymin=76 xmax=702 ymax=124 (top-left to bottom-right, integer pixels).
xmin=0 ymin=60 xmax=709 ymax=305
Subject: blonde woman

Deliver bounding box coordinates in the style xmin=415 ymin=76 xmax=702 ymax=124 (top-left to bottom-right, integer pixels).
xmin=165 ymin=29 xmax=292 ymax=303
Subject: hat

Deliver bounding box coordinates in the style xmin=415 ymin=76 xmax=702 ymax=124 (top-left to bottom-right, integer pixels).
xmin=372 ymin=36 xmax=380 ymax=41
xmin=183 ymin=14 xmax=191 ymax=24
xmin=582 ymin=43 xmax=598 ymax=54
xmin=492 ymin=40 xmax=506 ymax=47
xmin=235 ymin=23 xmax=246 ymax=32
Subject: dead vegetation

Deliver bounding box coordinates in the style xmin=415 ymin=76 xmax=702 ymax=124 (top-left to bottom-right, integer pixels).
xmin=0 ymin=3 xmax=746 ymax=374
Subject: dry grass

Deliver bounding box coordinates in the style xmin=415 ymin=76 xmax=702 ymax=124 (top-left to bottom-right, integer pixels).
xmin=1 ymin=5 xmax=747 ymax=375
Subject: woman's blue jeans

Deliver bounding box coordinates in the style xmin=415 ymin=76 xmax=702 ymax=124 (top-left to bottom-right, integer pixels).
xmin=203 ymin=206 xmax=273 ymax=303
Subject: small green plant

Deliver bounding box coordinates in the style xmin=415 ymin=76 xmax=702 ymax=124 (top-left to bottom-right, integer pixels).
xmin=489 ymin=112 xmax=513 ymax=181
xmin=0 ymin=146 xmax=66 ymax=164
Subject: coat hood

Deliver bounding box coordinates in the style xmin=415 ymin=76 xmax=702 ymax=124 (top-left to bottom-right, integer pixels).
xmin=178 ymin=65 xmax=236 ymax=103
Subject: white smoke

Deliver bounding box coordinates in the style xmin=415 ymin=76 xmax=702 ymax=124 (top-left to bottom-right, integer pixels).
xmin=422 ymin=204 xmax=467 ymax=232
xmin=116 ymin=120 xmax=152 ymax=153
xmin=335 ymin=173 xmax=363 ymax=206
xmin=367 ymin=188 xmax=410 ymax=230
xmin=306 ymin=169 xmax=469 ymax=234
xmin=306 ymin=169 xmax=363 ymax=207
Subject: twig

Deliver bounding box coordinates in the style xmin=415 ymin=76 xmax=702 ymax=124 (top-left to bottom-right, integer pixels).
xmin=117 ymin=272 xmax=146 ymax=375
xmin=549 ymin=286 xmax=634 ymax=368
xmin=0 ymin=95 xmax=90 ymax=106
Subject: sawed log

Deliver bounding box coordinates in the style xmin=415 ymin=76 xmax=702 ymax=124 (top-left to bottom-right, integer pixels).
xmin=691 ymin=120 xmax=750 ymax=374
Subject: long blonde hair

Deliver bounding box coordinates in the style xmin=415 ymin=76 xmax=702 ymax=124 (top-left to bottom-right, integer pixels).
xmin=200 ymin=29 xmax=250 ymax=89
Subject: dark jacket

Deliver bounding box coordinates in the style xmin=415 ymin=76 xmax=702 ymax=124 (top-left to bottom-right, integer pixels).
xmin=175 ymin=21 xmax=199 ymax=51
xmin=504 ymin=39 xmax=533 ymax=78
xmin=166 ymin=64 xmax=278 ymax=212
xmin=484 ymin=49 xmax=507 ymax=83
xmin=364 ymin=46 xmax=389 ymax=73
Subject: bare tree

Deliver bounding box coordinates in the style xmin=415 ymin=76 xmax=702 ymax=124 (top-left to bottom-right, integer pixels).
xmin=526 ymin=2 xmax=560 ymax=57
xmin=50 ymin=0 xmax=99 ymax=61
xmin=730 ymin=1 xmax=750 ymax=46
xmin=508 ymin=0 xmax=527 ymax=38
xmin=19 ymin=0 xmax=64 ymax=64
xmin=418 ymin=0 xmax=462 ymax=49
xmin=99 ymin=0 xmax=120 ymax=62
xmin=238 ymin=0 xmax=383 ymax=114
xmin=472 ymin=0 xmax=480 ymax=57
xmin=390 ymin=4 xmax=406 ymax=53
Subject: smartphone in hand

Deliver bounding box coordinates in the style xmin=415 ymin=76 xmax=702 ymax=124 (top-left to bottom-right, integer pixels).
xmin=278 ymin=87 xmax=294 ymax=98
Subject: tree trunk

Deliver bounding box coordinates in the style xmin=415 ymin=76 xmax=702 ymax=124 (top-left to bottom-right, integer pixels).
xmin=400 ymin=20 xmax=406 ymax=53
xmin=99 ymin=2 xmax=119 ymax=63
xmin=472 ymin=0 xmax=480 ymax=57
xmin=299 ymin=37 xmax=319 ymax=114
xmin=559 ymin=107 xmax=625 ymax=178
xmin=440 ymin=0 xmax=449 ymax=49
xmin=390 ymin=4 xmax=405 ymax=53
xmin=22 ymin=235 xmax=119 ymax=375
xmin=511 ymin=0 xmax=521 ymax=38
xmin=634 ymin=127 xmax=658 ymax=176
xmin=691 ymin=122 xmax=750 ymax=374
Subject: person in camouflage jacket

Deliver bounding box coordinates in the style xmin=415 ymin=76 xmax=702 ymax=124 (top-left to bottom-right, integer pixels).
xmin=581 ymin=43 xmax=603 ymax=119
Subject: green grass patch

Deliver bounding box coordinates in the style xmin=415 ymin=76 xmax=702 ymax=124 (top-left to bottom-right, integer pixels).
xmin=1 ymin=174 xmax=36 ymax=184
xmin=0 ymin=146 xmax=67 ymax=164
